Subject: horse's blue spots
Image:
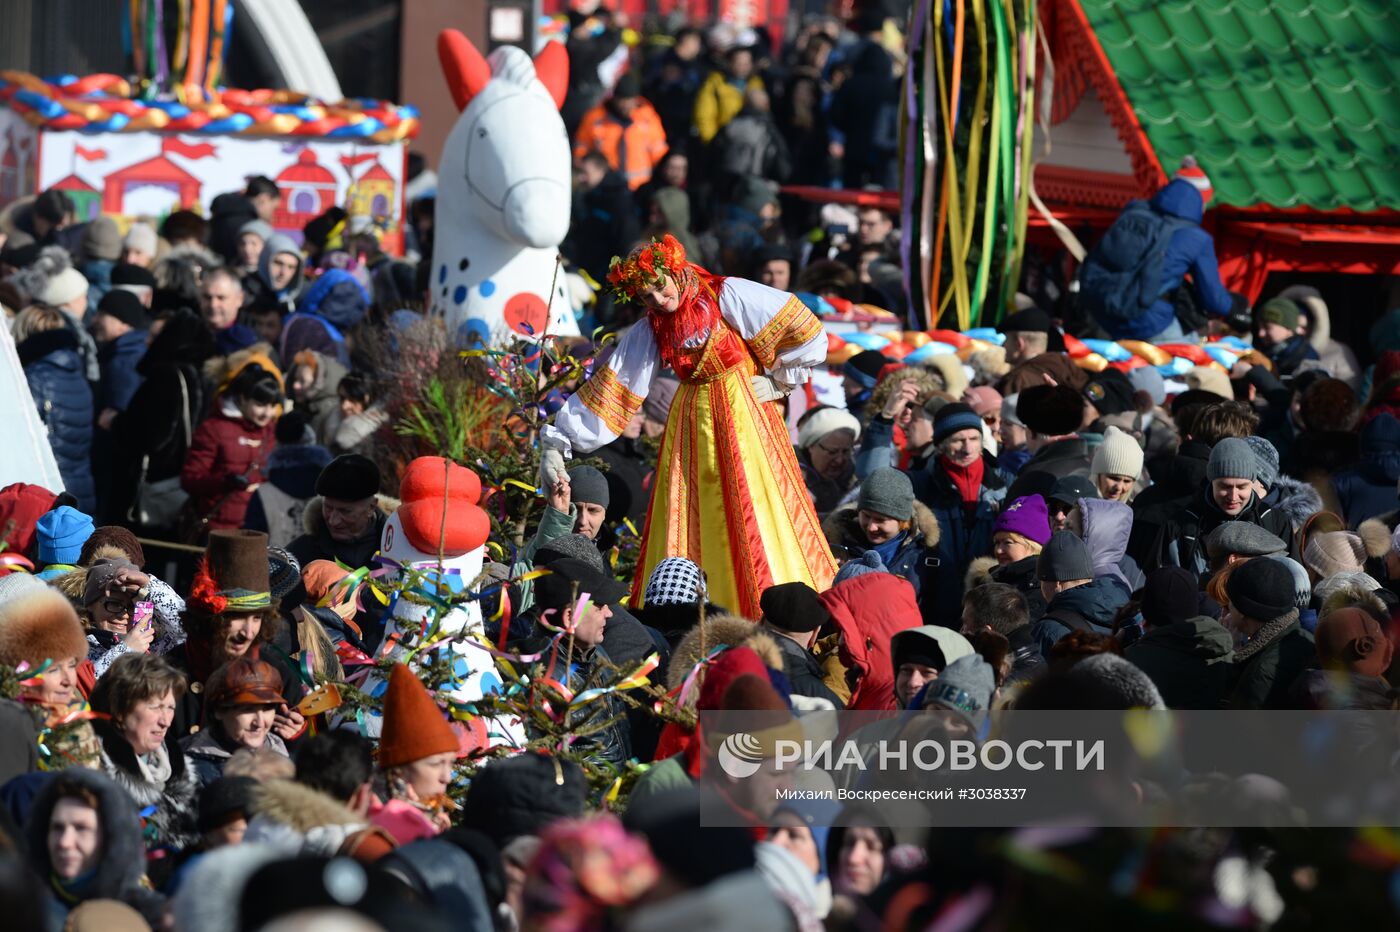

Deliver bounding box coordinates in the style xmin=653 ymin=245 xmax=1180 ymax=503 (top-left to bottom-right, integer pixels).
xmin=453 ymin=285 xmax=468 ymax=304
xmin=438 ymin=264 xmax=447 ymax=284
xmin=479 ymin=279 xmax=496 ymax=297
xmin=456 ymin=318 xmax=491 ymax=348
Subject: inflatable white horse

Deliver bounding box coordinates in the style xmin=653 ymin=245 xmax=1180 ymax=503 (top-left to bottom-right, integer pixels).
xmin=432 ymin=31 xmax=579 ymax=346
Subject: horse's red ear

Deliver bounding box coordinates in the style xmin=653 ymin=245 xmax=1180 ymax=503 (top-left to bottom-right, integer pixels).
xmin=438 ymin=29 xmax=491 ymax=112
xmin=533 ymin=41 xmax=568 ymax=110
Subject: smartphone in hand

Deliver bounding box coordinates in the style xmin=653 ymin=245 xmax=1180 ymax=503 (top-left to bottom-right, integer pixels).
xmin=132 ymin=601 xmax=154 ymax=632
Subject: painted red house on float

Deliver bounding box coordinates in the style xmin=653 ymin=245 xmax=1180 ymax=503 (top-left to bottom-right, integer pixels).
xmin=274 ymin=149 xmax=338 ymax=243
xmin=49 ymin=173 xmax=101 ymax=221
xmin=101 ymin=138 xmax=203 ymax=215
xmin=1031 ymin=0 xmax=1400 ymax=300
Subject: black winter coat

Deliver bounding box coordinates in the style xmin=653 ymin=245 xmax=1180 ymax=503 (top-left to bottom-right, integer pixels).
xmin=1153 ymin=486 xmax=1296 ymax=581
xmin=1123 ymin=616 xmax=1234 ymax=710
xmin=1130 ymin=439 xmax=1211 ymax=567
xmin=18 ymin=328 xmax=96 ymax=513
xmin=1226 ymin=613 xmax=1314 ymax=710
xmin=771 ymin=631 xmax=844 ymax=707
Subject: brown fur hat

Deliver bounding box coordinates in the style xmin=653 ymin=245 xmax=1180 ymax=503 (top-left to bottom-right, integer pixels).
xmin=52 ymin=543 xmax=133 ymax=611
xmin=666 ymin=613 xmax=784 ymax=714
xmin=0 ymin=587 xmax=88 ymax=668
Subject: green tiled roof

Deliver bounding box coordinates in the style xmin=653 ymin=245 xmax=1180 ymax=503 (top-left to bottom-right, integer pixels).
xmin=1079 ymin=0 xmax=1400 ymax=211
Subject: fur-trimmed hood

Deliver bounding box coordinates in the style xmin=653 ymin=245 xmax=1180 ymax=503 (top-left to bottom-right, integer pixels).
xmin=300 ymin=493 xmax=401 ymax=538
xmin=243 ymin=772 xmax=369 ymax=850
xmin=822 ymin=499 xmax=941 ymax=554
xmin=964 ymin=555 xmax=1000 ymax=593
xmin=52 ymin=543 xmax=131 ymax=607
xmin=1358 ymin=512 xmax=1398 ymax=559
xmin=666 ymin=613 xmax=783 ymax=711
xmin=0 ymin=586 xmax=88 ymax=669
xmin=1269 ymin=475 xmax=1325 ymax=530
xmin=26 ymin=767 xmax=159 ymax=914
xmin=819 ymin=573 xmax=923 ymax=711
xmin=865 ymin=367 xmax=946 ymax=427
xmin=918 ymin=353 xmax=970 ymax=400
xmin=249 ymin=778 xmax=363 ymax=834
xmin=202 ymin=341 xmax=284 ymax=396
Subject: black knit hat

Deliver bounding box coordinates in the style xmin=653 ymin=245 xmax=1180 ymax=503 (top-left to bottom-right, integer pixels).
xmin=1016 ymin=384 xmax=1085 ymax=436
xmin=1037 ymin=531 xmax=1095 ymax=582
xmin=197 ymin=775 xmax=257 ymax=833
xmin=1141 ymin=566 xmax=1198 ymax=628
xmin=460 ymin=752 xmax=587 ymax=848
xmin=565 ymin=465 xmax=609 ymax=508
xmin=759 ymin=582 xmax=829 ymax=633
xmin=315 ymin=454 xmax=380 ymax=501
xmin=110 ymin=262 xmax=157 ymax=289
xmin=1083 ymin=372 xmax=1134 ymax=417
xmin=533 ymin=558 xmax=626 ymax=613
xmin=933 ymin=403 xmax=984 ymax=446
xmin=1225 ymin=557 xmax=1295 ymax=621
xmin=843 ymin=350 xmax=890 ymax=389
xmin=96 ymin=289 xmax=149 ymax=329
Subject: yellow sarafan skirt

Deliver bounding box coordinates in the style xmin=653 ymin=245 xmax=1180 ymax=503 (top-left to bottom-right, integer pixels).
xmin=631 ymin=353 xmax=836 ymax=618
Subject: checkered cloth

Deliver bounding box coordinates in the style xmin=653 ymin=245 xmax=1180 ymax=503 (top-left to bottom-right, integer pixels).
xmin=267 ymin=547 xmax=303 ymax=600
xmin=644 ymin=557 xmax=705 ymax=607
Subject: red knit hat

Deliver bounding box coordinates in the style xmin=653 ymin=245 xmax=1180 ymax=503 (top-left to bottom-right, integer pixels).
xmin=391 ymin=457 xmax=490 ymax=558
xmin=378 ymin=664 xmax=462 ymax=768
xmin=1173 ymin=155 xmax=1214 ymax=206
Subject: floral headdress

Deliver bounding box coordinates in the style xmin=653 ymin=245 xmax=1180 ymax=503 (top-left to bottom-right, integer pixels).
xmin=606 ymin=234 xmax=688 ymax=299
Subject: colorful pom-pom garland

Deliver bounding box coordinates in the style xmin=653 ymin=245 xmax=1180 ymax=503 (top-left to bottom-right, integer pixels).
xmin=0 ymin=71 xmax=419 ymax=143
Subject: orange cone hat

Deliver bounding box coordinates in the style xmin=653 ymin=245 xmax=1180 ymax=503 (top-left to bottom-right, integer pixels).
xmin=378 ymin=664 xmax=461 ymax=768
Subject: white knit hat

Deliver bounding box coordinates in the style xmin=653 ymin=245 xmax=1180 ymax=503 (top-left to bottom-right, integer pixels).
xmin=40 ymin=267 xmax=88 ymax=308
xmin=1304 ymin=531 xmax=1367 ymax=580
xmin=1090 ymin=425 xmax=1144 ymax=480
xmin=797 ymin=407 xmax=861 ymax=450
xmin=123 ymin=222 xmax=158 ymax=256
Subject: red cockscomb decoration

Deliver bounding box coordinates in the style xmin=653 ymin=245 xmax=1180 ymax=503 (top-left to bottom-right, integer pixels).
xmin=189 ymin=557 xmax=228 ymax=614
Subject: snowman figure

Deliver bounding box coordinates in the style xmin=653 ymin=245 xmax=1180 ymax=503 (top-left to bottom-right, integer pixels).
xmin=361 ymin=456 xmax=524 ymax=748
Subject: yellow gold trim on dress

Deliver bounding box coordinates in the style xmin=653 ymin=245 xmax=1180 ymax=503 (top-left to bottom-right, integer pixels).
xmin=576 ymin=365 xmax=644 ymax=436
xmin=749 ymin=296 xmax=821 ymax=369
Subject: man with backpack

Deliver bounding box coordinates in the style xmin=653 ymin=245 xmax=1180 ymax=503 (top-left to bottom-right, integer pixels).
xmin=1077 ymin=158 xmax=1233 ymax=343
xmin=1028 ymin=531 xmax=1128 ymax=655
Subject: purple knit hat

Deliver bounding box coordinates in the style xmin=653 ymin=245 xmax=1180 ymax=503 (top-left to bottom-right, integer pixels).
xmin=993 ymin=494 xmax=1052 ymax=546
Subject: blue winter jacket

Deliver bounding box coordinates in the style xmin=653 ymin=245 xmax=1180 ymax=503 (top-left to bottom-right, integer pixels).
xmin=915 ymin=454 xmax=1007 ymax=624
xmin=19 ymin=329 xmax=96 ymax=513
xmin=1332 ymin=413 xmax=1400 ymax=529
xmin=1028 ymin=576 xmax=1129 ymax=656
xmin=822 ymin=500 xmax=944 ymax=627
xmin=97 ymin=328 xmax=148 ymax=413
xmin=856 ymin=419 xmax=1008 ymax=621
xmin=1111 ymin=178 xmax=1233 ymax=340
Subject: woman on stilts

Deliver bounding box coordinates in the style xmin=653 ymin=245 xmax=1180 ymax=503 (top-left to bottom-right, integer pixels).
xmin=541 ymin=234 xmax=836 ymax=617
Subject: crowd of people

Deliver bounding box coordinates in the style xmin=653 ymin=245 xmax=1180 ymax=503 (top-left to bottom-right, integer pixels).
xmin=1 ymin=6 xmax=1399 ymax=931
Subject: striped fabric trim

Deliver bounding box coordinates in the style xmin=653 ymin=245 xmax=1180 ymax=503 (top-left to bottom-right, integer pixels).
xmin=576 ymin=365 xmax=645 ymax=437
xmin=748 ymin=296 xmax=822 ymax=370
xmin=220 ymin=588 xmax=272 ymax=610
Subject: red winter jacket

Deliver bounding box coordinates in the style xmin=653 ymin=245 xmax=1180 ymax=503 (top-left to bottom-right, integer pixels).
xmin=180 ymin=401 xmax=275 ymax=530
xmin=820 ymin=573 xmax=923 ymax=711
